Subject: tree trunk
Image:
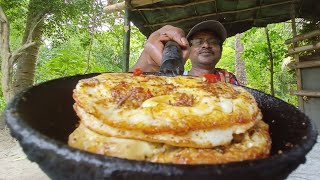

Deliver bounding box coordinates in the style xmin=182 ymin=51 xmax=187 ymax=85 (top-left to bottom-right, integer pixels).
xmin=0 ymin=7 xmax=13 ymax=101
xmin=1 ymin=5 xmax=41 ymax=101
xmin=265 ymin=27 xmax=275 ymax=96
xmin=12 ymin=12 xmax=44 ymax=96
xmin=235 ymin=33 xmax=246 ymax=85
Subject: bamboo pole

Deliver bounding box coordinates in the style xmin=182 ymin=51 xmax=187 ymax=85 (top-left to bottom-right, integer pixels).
xmin=285 ymin=29 xmax=320 ymax=44
xmin=103 ymin=2 xmax=125 ymax=14
xmin=288 ymin=42 xmax=320 ymax=55
xmin=103 ymin=0 xmax=165 ymax=14
xmin=293 ymin=90 xmax=320 ymax=97
xmin=131 ymin=0 xmax=165 ymax=7
xmin=122 ymin=4 xmax=130 ymax=72
xmin=288 ymin=60 xmax=320 ymax=69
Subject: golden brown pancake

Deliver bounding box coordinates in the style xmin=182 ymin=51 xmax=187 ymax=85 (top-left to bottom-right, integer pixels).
xmin=69 ymin=120 xmax=271 ymax=164
xmin=69 ymin=73 xmax=271 ymax=164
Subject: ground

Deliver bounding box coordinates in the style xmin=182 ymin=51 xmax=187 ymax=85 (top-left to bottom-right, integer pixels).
xmin=0 ymin=115 xmax=318 ymax=180
xmin=0 ymin=124 xmax=49 ymax=180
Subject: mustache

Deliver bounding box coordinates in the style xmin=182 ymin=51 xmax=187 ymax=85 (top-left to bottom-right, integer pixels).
xmin=199 ymin=48 xmax=214 ymax=54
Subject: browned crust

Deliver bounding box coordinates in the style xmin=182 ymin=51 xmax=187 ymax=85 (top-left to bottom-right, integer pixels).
xmin=68 ymin=120 xmax=271 ymax=164
xmin=73 ymin=73 xmax=261 ymax=134
xmin=153 ymin=120 xmax=272 ymax=164
xmin=73 ymin=104 xmax=256 ymax=148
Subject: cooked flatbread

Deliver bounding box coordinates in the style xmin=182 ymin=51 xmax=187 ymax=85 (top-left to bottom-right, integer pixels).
xmin=73 ymin=73 xmax=262 ymax=148
xmin=69 ymin=120 xmax=271 ymax=164
xmin=69 ymin=73 xmax=271 ymax=164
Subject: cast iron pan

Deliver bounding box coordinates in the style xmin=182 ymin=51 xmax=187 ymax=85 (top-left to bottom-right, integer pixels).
xmin=4 ymin=73 xmax=318 ymax=180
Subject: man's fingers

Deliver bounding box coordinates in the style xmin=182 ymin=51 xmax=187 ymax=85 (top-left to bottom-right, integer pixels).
xmin=158 ymin=26 xmax=189 ymax=47
xmin=143 ymin=25 xmax=191 ymax=67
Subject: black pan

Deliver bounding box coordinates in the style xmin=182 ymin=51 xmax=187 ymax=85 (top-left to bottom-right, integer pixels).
xmin=4 ymin=73 xmax=318 ymax=180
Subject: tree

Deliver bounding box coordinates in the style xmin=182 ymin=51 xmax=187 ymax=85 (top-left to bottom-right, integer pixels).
xmin=242 ymin=23 xmax=297 ymax=105
xmin=235 ymin=33 xmax=246 ymax=85
xmin=265 ymin=26 xmax=274 ymax=96
xmin=216 ymin=36 xmax=236 ymax=72
xmin=0 ymin=0 xmax=97 ymax=101
xmin=0 ymin=1 xmax=36 ymax=101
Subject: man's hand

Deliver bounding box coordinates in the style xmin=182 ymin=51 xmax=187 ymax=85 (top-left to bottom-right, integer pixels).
xmin=129 ymin=25 xmax=190 ymax=72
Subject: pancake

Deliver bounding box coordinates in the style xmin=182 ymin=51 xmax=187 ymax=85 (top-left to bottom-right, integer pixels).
xmin=69 ymin=73 xmax=271 ymax=164
xmin=72 ymin=73 xmax=262 ymax=148
xmin=69 ymin=120 xmax=271 ymax=164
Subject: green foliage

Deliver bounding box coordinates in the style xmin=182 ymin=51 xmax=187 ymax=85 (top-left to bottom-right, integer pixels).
xmin=36 ymin=15 xmax=146 ymax=83
xmin=0 ymin=0 xmax=28 ymax=51
xmin=0 ymin=0 xmax=28 ymax=25
xmin=129 ymin=25 xmax=147 ymax=67
xmin=36 ymin=1 xmax=146 ymax=81
xmin=41 ymin=0 xmax=102 ymax=47
xmin=36 ymin=30 xmax=117 ymax=83
xmin=241 ymin=23 xmax=297 ymax=105
xmin=0 ymin=0 xmax=301 ymax=108
xmin=35 ymin=0 xmax=141 ymax=83
xmin=36 ymin=46 xmax=87 ymax=83
xmin=276 ymin=68 xmax=298 ymax=105
xmin=216 ymin=36 xmax=236 ymax=73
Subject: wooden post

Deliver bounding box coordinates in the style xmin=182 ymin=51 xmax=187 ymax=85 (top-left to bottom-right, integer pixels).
xmin=290 ymin=10 xmax=304 ymax=111
xmin=122 ymin=2 xmax=130 ymax=72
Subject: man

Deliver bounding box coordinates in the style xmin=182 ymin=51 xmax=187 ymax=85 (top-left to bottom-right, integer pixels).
xmin=129 ymin=20 xmax=239 ymax=85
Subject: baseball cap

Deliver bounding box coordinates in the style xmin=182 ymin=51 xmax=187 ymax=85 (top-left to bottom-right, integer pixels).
xmin=186 ymin=20 xmax=227 ymax=43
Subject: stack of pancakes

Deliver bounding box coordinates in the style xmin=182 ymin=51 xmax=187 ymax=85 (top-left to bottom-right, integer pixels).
xmin=68 ymin=73 xmax=271 ymax=164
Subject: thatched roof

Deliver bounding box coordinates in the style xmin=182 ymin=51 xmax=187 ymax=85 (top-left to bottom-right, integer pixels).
xmin=124 ymin=0 xmax=319 ymax=37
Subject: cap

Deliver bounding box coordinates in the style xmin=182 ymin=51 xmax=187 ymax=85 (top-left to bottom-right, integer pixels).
xmin=186 ymin=20 xmax=227 ymax=43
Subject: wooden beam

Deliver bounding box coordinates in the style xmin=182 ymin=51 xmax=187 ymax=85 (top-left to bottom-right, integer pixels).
xmin=288 ymin=42 xmax=320 ymax=55
xmin=285 ymin=29 xmax=320 ymax=44
xmin=131 ymin=0 xmax=216 ymax=11
xmin=293 ymin=90 xmax=320 ymax=97
xmin=103 ymin=0 xmax=165 ymax=14
xmin=143 ymin=0 xmax=296 ymax=28
xmin=131 ymin=0 xmax=165 ymax=7
xmin=288 ymin=60 xmax=320 ymax=69
xmin=300 ymin=54 xmax=320 ymax=61
xmin=103 ymin=2 xmax=125 ymax=14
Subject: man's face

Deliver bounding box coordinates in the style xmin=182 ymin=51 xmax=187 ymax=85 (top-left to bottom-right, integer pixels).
xmin=189 ymin=31 xmax=222 ymax=68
